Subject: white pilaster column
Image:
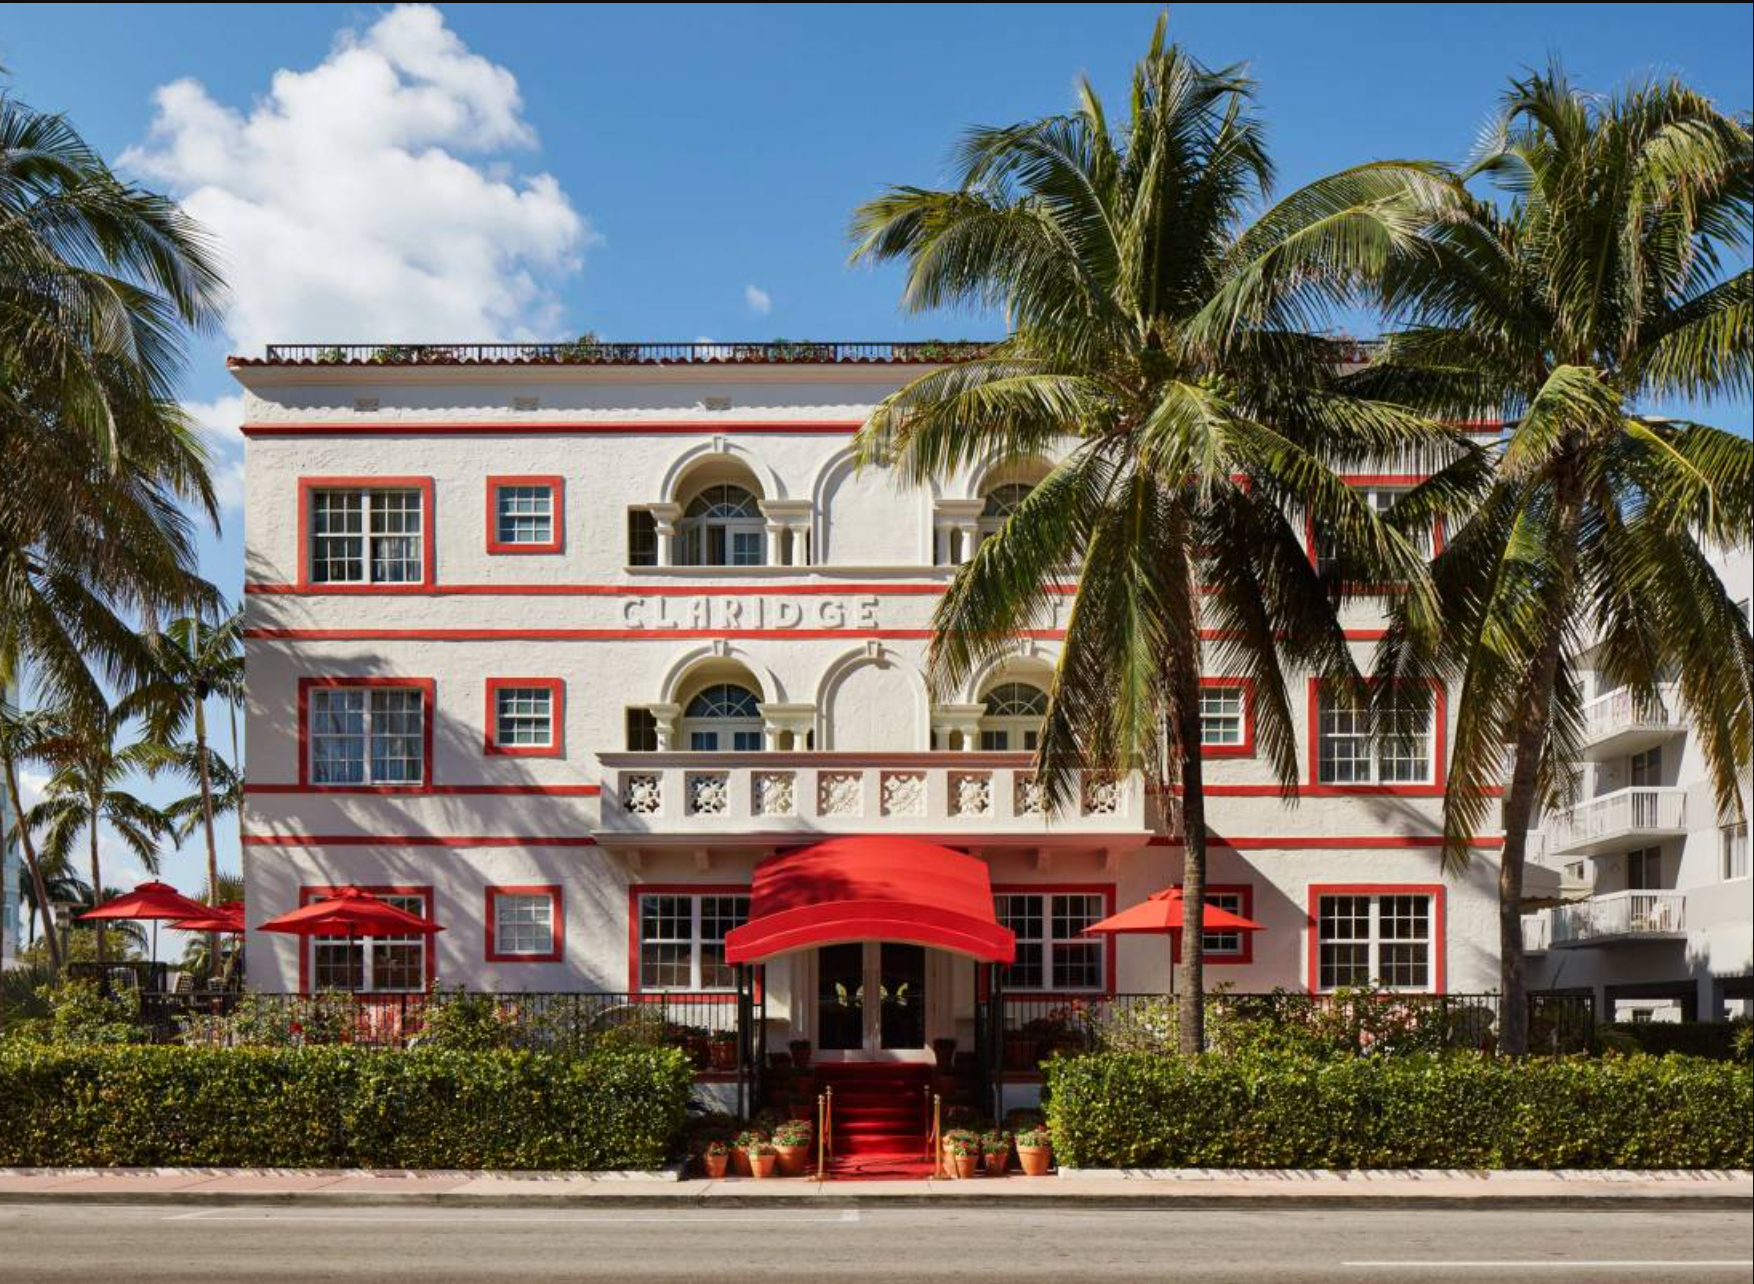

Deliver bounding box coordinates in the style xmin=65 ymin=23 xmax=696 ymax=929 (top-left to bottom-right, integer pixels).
xmin=648 ymin=502 xmax=682 ymax=567
xmin=647 ymin=702 xmax=682 ymax=750
xmin=758 ymin=500 xmax=814 ymax=569
xmin=764 ymin=523 xmax=787 ymax=567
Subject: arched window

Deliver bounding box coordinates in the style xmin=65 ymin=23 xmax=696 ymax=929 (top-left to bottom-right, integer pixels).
xmin=978 ymin=482 xmax=1035 ymax=546
xmin=680 ymin=683 xmax=764 ymax=751
xmin=980 ymin=681 xmax=1048 ymax=751
xmin=680 ymin=485 xmax=764 ymax=566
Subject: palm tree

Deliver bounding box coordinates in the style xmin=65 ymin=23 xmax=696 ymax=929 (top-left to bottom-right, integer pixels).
xmin=0 ymin=703 xmax=63 ymax=972
xmin=849 ymin=19 xmax=1448 ymax=1051
xmin=0 ymin=91 xmax=225 ymax=719
xmin=132 ymin=611 xmax=243 ymax=971
xmin=27 ymin=704 xmax=171 ymax=964
xmin=1364 ymin=67 xmax=1753 ymax=1053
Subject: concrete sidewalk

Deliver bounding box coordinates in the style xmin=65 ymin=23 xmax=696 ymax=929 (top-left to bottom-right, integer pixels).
xmin=0 ymin=1167 xmax=1747 ymax=1209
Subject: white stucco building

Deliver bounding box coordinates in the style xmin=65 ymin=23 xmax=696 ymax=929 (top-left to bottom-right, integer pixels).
xmin=233 ymin=341 xmax=1584 ymax=1076
xmin=1524 ymin=547 xmax=1753 ymax=1022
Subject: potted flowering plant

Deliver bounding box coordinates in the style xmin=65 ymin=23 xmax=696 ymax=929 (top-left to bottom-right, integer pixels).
xmin=700 ymin=1139 xmax=730 ymax=1179
xmin=945 ymin=1135 xmax=979 ymax=1180
xmin=745 ymin=1140 xmax=778 ymax=1180
xmin=1015 ymin=1127 xmax=1052 ymax=1176
xmin=772 ymin=1120 xmax=813 ymax=1176
xmin=981 ymin=1131 xmax=1012 ymax=1177
xmin=732 ymin=1128 xmax=766 ymax=1178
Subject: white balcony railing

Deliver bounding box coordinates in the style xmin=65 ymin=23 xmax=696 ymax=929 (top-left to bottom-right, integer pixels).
xmin=594 ymin=752 xmax=1149 ymax=845
xmin=1579 ymin=684 xmax=1684 ymax=759
xmin=1547 ymin=890 xmax=1688 ymax=946
xmin=1548 ymin=786 xmax=1687 ymax=856
xmin=1520 ymin=912 xmax=1552 ymax=953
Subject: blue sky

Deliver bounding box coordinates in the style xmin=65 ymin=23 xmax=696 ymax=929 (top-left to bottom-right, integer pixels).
xmin=1 ymin=2 xmax=1750 ymax=913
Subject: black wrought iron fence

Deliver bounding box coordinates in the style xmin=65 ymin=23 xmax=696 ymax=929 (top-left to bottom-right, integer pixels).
xmin=992 ymin=990 xmax=1596 ymax=1068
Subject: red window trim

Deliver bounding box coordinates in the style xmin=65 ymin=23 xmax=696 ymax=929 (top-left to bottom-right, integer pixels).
xmin=1198 ymin=677 xmax=1256 ymax=759
xmin=296 ymin=676 xmax=436 ymax=792
xmin=626 ymin=883 xmax=751 ymax=998
xmin=990 ymin=883 xmax=1117 ymax=999
xmin=1171 ymin=882 xmax=1256 ymax=965
xmin=1305 ymin=677 xmax=1448 ymax=797
xmin=485 ymin=475 xmax=565 ymax=555
xmin=484 ymin=677 xmax=565 ymax=758
xmin=1306 ymin=883 xmax=1447 ymax=995
xmin=296 ymin=476 xmax=436 ymax=592
xmin=296 ymin=884 xmax=436 ymax=995
xmin=485 ymin=885 xmax=564 ymax=963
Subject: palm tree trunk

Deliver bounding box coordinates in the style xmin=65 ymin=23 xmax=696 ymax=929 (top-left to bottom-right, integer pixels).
xmin=88 ymin=792 xmax=105 ymax=966
xmin=1175 ymin=663 xmax=1209 ymax=1056
xmin=1497 ymin=463 xmax=1584 ymax=1056
xmin=194 ymin=701 xmax=221 ymax=979
xmin=3 ymin=758 xmax=62 ymax=973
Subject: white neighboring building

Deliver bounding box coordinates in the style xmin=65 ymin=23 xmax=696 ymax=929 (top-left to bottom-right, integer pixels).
xmin=2 ymin=679 xmax=19 ymax=969
xmin=232 ymin=341 xmax=1546 ymax=1064
xmin=1525 ymin=545 xmax=1753 ymax=1022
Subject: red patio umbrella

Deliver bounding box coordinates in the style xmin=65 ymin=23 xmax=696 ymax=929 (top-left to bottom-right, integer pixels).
xmin=258 ymin=886 xmax=443 ymax=939
xmin=1083 ymin=887 xmax=1263 ymax=994
xmin=170 ymin=900 xmax=247 ymax=934
xmin=80 ymin=881 xmax=218 ymax=978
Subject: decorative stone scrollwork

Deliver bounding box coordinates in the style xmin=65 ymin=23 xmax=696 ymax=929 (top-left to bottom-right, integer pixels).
xmin=880 ymin=771 xmax=927 ymax=817
xmin=754 ymin=771 xmax=796 ymax=817
xmin=950 ymin=771 xmax=993 ymax=818
xmin=818 ymin=771 xmax=863 ymax=817
xmin=1081 ymin=775 xmax=1123 ymax=816
xmin=1015 ymin=774 xmax=1050 ymax=816
xmin=686 ymin=772 xmax=730 ymax=816
xmin=621 ymin=773 xmax=663 ymax=816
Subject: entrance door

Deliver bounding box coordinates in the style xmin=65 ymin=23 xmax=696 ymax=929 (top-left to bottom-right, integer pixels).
xmin=814 ymin=943 xmax=928 ymax=1057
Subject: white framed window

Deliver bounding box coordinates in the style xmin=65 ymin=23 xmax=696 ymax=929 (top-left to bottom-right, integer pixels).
xmin=1202 ymin=889 xmax=1247 ymax=957
xmin=1722 ymin=823 xmax=1749 ymax=881
xmin=980 ymin=681 xmax=1047 ymax=751
xmin=488 ymin=888 xmax=561 ymax=961
xmin=310 ymin=487 xmax=424 ymax=584
xmin=1316 ymin=685 xmax=1434 ymax=785
xmin=679 ymin=485 xmax=764 ymax=566
xmin=1199 ymin=686 xmax=1247 ymax=748
xmin=978 ymin=482 xmax=1035 ymax=543
xmin=493 ymin=686 xmax=554 ymax=749
xmin=994 ymin=892 xmax=1105 ymax=992
xmin=493 ymin=484 xmax=554 ymax=547
xmin=1316 ymin=892 xmax=1434 ymax=992
xmin=637 ymin=893 xmax=750 ymax=991
xmin=308 ymin=686 xmax=426 ymax=785
xmin=680 ymin=683 xmax=764 ymax=752
xmin=312 ymin=892 xmax=428 ymax=992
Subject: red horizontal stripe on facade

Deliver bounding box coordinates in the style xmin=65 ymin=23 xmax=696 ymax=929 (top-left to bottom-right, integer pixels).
xmin=243 ymin=627 xmax=1391 ymax=643
xmin=241 ymin=420 xmax=864 ymax=437
xmin=243 ymin=833 xmax=599 ymax=848
xmin=244 ymin=783 xmax=600 ymax=797
xmin=245 ymin=581 xmax=979 ymax=597
xmin=1146 ymin=834 xmax=1503 ymax=849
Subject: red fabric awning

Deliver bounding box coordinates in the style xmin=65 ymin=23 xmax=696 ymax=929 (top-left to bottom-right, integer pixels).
xmin=723 ymin=836 xmax=1015 ymax=965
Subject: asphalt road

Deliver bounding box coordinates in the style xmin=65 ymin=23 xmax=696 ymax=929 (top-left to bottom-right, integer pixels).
xmin=0 ymin=1203 xmax=1748 ymax=1282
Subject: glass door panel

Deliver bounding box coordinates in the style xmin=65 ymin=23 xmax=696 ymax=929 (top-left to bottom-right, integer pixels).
xmin=878 ymin=944 xmax=926 ymax=1050
xmin=816 ymin=943 xmax=865 ymax=1051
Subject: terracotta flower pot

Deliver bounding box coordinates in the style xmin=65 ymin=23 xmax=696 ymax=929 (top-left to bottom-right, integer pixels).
xmin=748 ymin=1151 xmax=777 ymax=1180
xmin=701 ymin=1151 xmax=728 ymax=1179
xmin=983 ymin=1148 xmax=1009 ymax=1177
xmin=950 ymin=1151 xmax=978 ymax=1180
xmin=731 ymin=1147 xmax=752 ymax=1177
xmin=1017 ymin=1144 xmax=1052 ymax=1177
xmin=774 ymin=1143 xmax=810 ymax=1177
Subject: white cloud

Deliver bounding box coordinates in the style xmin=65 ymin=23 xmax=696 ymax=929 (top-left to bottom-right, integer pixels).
xmin=183 ymin=393 xmax=247 ymax=443
xmin=17 ymin=769 xmax=48 ymax=811
xmin=211 ymin=456 xmax=248 ymax=514
xmin=121 ymin=3 xmax=592 ymax=355
xmin=744 ymin=284 xmax=772 ymax=316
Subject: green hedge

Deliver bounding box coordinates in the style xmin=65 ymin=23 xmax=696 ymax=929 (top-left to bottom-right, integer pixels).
xmin=1044 ymin=1052 xmax=1753 ymax=1170
xmin=0 ymin=1043 xmax=693 ymax=1170
xmin=1599 ymin=1022 xmax=1748 ymax=1061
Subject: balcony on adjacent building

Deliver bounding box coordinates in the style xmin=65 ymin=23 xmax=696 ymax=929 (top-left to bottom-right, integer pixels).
xmin=1578 ymin=684 xmax=1684 ymax=761
xmin=1548 ymin=786 xmax=1687 ymax=857
xmin=1542 ymin=890 xmax=1688 ymax=948
xmin=593 ymin=752 xmax=1151 ymax=850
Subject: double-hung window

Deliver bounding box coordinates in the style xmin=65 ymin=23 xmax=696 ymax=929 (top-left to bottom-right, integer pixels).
xmin=1316 ymin=892 xmax=1435 ymax=991
xmin=485 ymin=679 xmax=562 ymax=756
xmin=637 ymin=893 xmax=750 ymax=991
xmin=1201 ymin=889 xmax=1249 ymax=959
xmin=1722 ymin=823 xmax=1749 ymax=881
xmin=488 ymin=477 xmax=562 ymax=553
xmin=1199 ymin=684 xmax=1248 ymax=751
xmin=994 ymin=892 xmax=1106 ymax=992
xmin=487 ymin=887 xmax=562 ymax=962
xmin=311 ymin=891 xmax=430 ymax=992
xmin=308 ymin=685 xmax=427 ymax=786
xmin=310 ymin=486 xmax=425 ymax=584
xmin=1316 ymin=684 xmax=1435 ymax=786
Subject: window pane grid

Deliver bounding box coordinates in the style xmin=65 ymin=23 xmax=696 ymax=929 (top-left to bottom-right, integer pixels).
xmin=638 ymin=894 xmax=749 ymax=991
xmin=309 ymin=687 xmax=424 ymax=786
xmin=313 ymin=893 xmax=426 ymax=992
xmin=1316 ymin=688 xmax=1434 ymax=785
xmin=1317 ymin=893 xmax=1432 ymax=992
xmin=1200 ymin=688 xmax=1245 ymax=746
xmin=494 ymin=893 xmax=554 ymax=955
xmin=310 ymin=488 xmax=422 ymax=584
xmin=996 ymin=893 xmax=1104 ymax=992
xmin=495 ymin=485 xmax=553 ymax=545
xmin=495 ymin=687 xmax=553 ymax=747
